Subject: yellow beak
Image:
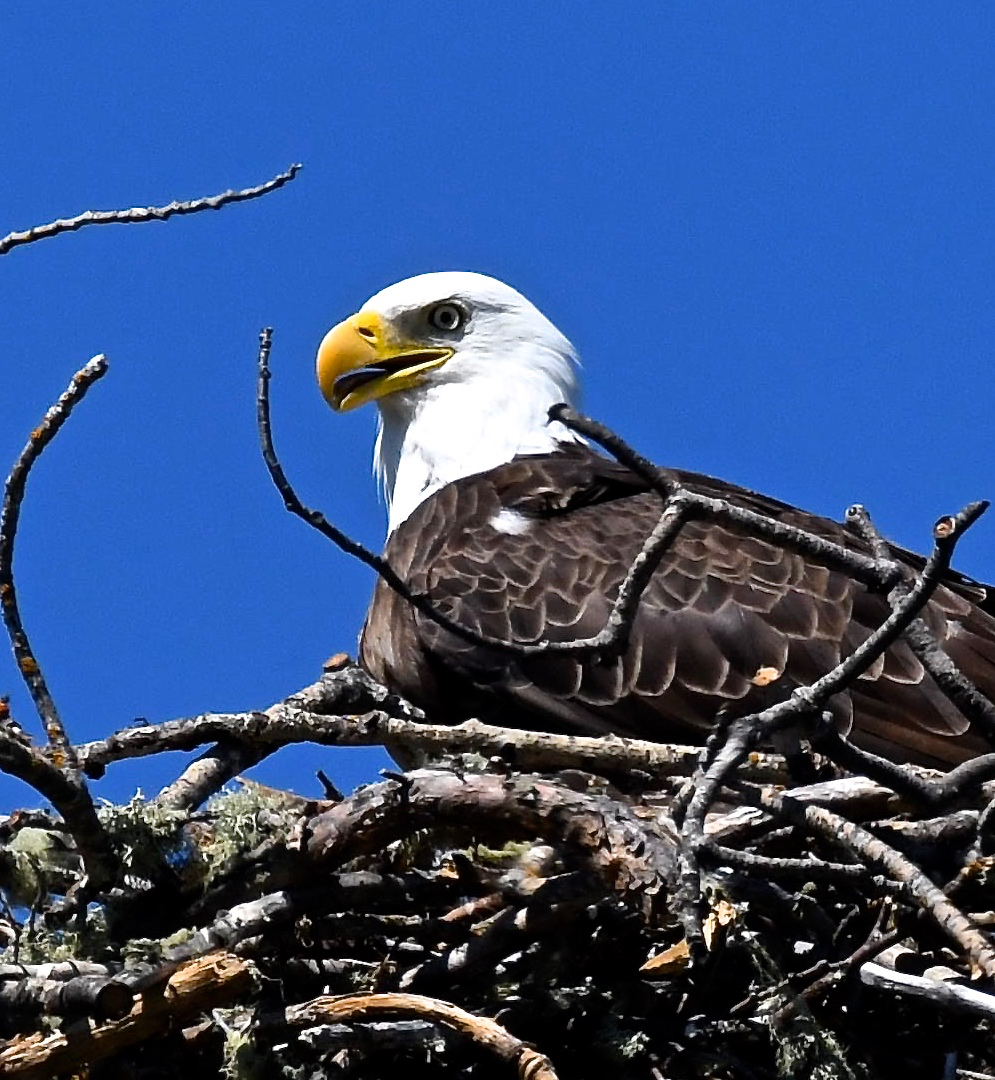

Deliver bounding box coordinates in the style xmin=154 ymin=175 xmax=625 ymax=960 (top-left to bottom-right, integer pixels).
xmin=316 ymin=312 xmax=454 ymax=412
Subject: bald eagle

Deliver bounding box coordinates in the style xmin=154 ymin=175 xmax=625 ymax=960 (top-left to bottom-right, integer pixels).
xmin=317 ymin=272 xmax=994 ymax=768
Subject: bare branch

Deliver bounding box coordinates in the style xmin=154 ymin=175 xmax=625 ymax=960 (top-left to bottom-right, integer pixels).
xmin=281 ymin=992 xmax=559 ymax=1080
xmin=671 ymin=498 xmax=988 ymax=953
xmin=153 ymin=740 xmax=270 ymax=811
xmin=0 ymin=164 xmax=302 ymax=256
xmin=550 ymin=405 xmax=903 ymax=589
xmin=0 ymin=973 xmax=132 ymax=1021
xmin=0 ymin=356 xmax=117 ymax=893
xmin=848 ymin=502 xmax=995 ymax=743
xmin=74 ymin=669 xmax=790 ymax=786
xmin=859 ymin=961 xmax=995 ymax=1019
xmin=1 ymin=355 xmax=109 ymax=756
xmin=263 ymin=338 xmax=920 ymax=666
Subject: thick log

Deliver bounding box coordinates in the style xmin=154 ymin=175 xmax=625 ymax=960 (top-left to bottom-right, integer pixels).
xmin=0 ymin=952 xmax=253 ymax=1079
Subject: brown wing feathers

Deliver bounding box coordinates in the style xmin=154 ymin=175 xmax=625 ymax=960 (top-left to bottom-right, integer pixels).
xmin=361 ymin=445 xmax=995 ymax=767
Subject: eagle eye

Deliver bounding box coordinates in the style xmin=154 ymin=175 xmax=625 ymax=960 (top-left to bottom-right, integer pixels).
xmin=428 ymin=302 xmax=465 ymax=332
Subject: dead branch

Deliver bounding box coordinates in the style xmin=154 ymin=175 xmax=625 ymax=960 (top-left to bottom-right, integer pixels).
xmin=0 ymin=952 xmax=254 ymax=1079
xmin=266 ymin=339 xmax=961 ymax=667
xmin=399 ymin=894 xmax=591 ymax=991
xmin=75 ymin=677 xmax=790 ymax=787
xmin=673 ymin=500 xmax=988 ymax=955
xmin=303 ymin=768 xmax=678 ymax=919
xmin=0 ymin=355 xmax=118 ymax=896
xmin=153 ymin=740 xmax=271 ymax=812
xmin=0 ymin=165 xmax=301 ymax=255
xmin=0 ymin=735 xmax=115 ymax=896
xmin=1 ymin=355 xmax=109 ymax=757
xmin=280 ymin=992 xmax=559 ymax=1080
xmin=550 ymin=405 xmax=904 ymax=589
xmin=0 ymin=960 xmax=112 ymax=981
xmin=0 ymin=973 xmax=132 ymax=1021
xmin=848 ymin=503 xmax=995 ymax=745
xmin=860 ymin=961 xmax=995 ymax=1019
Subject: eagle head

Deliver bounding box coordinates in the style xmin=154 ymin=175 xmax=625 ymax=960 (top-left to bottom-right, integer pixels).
xmin=316 ymin=272 xmax=583 ymax=532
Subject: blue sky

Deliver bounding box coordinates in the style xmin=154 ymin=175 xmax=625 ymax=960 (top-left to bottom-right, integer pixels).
xmin=3 ymin=5 xmax=995 ymax=808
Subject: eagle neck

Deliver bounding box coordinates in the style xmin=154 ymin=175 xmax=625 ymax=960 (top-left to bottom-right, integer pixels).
xmin=375 ymin=370 xmax=582 ymax=535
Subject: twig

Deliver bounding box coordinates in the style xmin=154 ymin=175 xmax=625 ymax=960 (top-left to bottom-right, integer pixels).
xmin=848 ymin=503 xmax=995 ymax=745
xmin=153 ymin=740 xmax=270 ymax=811
xmin=700 ymin=843 xmax=870 ymax=882
xmin=903 ymin=618 xmax=995 ymax=744
xmin=401 ymin=889 xmax=591 ymax=991
xmin=75 ymin=684 xmax=790 ymax=785
xmin=812 ymin=725 xmax=995 ymax=806
xmin=0 ymin=165 xmax=302 ymax=255
xmin=259 ymin=329 xmax=635 ymax=658
xmin=281 ymin=992 xmax=559 ymax=1080
xmin=1 ymin=355 xmax=109 ymax=758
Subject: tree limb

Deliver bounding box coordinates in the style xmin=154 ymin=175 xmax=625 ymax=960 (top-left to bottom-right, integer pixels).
xmin=0 ymin=165 xmax=301 ymax=255
xmin=280 ymin=992 xmax=559 ymax=1080
xmin=1 ymin=355 xmax=109 ymax=758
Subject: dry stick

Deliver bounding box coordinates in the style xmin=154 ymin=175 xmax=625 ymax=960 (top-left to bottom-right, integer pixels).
xmin=0 ymin=164 xmax=302 ymax=256
xmin=0 ymin=974 xmax=132 ymax=1021
xmin=772 ymin=909 xmax=901 ymax=1022
xmin=75 ymin=689 xmax=791 ymax=786
xmin=0 ymin=736 xmax=114 ymax=893
xmin=304 ymin=768 xmax=679 ymax=920
xmin=1 ymin=356 xmax=109 ymax=758
xmin=261 ymin=338 xmax=921 ymax=663
xmin=262 ymin=337 xmax=985 ymax=684
xmin=0 ymin=952 xmax=254 ymax=1080
xmin=811 ymin=725 xmax=995 ymax=806
xmin=153 ymin=739 xmax=269 ymax=811
xmin=0 ymin=960 xmax=113 ymax=980
xmin=282 ymin=992 xmax=559 ymax=1080
xmin=859 ymin=962 xmax=995 ymax=1020
xmin=902 ymin=619 xmax=995 ymax=743
xmin=149 ymin=627 xmax=425 ymax=808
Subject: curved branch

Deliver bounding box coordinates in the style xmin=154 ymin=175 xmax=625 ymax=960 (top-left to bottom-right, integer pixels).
xmin=282 ymin=992 xmax=559 ymax=1079
xmin=303 ymin=768 xmax=679 ymax=919
xmin=1 ymin=356 xmax=109 ymax=756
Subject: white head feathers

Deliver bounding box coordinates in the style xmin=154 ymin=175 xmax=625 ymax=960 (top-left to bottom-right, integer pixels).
xmin=323 ymin=272 xmax=583 ymax=533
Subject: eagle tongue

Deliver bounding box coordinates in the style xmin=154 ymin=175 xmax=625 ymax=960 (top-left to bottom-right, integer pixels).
xmin=334 ymin=355 xmax=416 ymax=399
